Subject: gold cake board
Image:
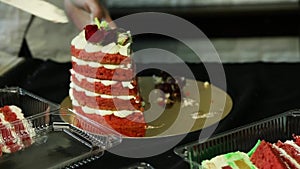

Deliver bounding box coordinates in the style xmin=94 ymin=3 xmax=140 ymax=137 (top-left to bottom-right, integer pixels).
xmin=61 ymin=77 xmax=233 ymax=138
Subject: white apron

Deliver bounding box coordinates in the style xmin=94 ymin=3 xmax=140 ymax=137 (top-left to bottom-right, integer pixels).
xmin=0 ymin=3 xmax=31 ymax=58
xmin=0 ymin=0 xmax=78 ymax=62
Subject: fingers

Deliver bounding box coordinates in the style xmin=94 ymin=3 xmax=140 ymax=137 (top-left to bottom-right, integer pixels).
xmin=64 ymin=0 xmax=116 ymax=29
xmin=85 ymin=0 xmax=103 ymax=19
xmin=64 ymin=0 xmax=90 ymax=29
xmin=102 ymin=8 xmax=117 ymax=29
xmin=85 ymin=0 xmax=116 ymax=28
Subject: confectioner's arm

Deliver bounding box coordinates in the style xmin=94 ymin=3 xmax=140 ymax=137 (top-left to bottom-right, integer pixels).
xmin=64 ymin=0 xmax=114 ymax=30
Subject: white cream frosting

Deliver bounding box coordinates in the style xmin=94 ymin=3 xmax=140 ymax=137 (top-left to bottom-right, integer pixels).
xmin=21 ymin=120 xmax=36 ymax=140
xmin=71 ymin=56 xmax=131 ymax=69
xmin=285 ymin=140 xmax=300 ymax=152
xmin=101 ymin=42 xmax=119 ymax=54
xmin=69 ymin=89 xmax=140 ymax=118
xmin=9 ymin=105 xmax=24 ymax=119
xmin=70 ymin=82 xmax=136 ymax=100
xmin=121 ymin=81 xmax=134 ymax=89
xmin=273 ymin=143 xmax=300 ymax=168
xmin=71 ymin=31 xmax=131 ymax=56
xmin=119 ymin=43 xmax=131 ymax=56
xmin=0 ymin=134 xmax=6 ymax=152
xmin=71 ymin=69 xmax=136 ymax=90
xmin=84 ymin=42 xmax=102 ymax=53
xmin=0 ymin=113 xmax=9 ymax=125
xmin=71 ymin=31 xmax=87 ymax=50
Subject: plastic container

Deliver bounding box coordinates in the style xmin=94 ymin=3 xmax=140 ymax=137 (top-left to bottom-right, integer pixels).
xmin=174 ymin=109 xmax=300 ymax=169
xmin=0 ymin=87 xmax=122 ymax=169
xmin=0 ymin=87 xmax=60 ymax=115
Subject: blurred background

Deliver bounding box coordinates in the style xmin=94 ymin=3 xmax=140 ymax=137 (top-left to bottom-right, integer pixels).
xmin=0 ymin=0 xmax=296 ymax=101
xmin=0 ymin=0 xmax=299 ymax=72
xmin=107 ymin=0 xmax=300 ymax=63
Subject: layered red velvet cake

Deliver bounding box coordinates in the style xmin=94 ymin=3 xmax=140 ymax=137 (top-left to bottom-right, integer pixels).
xmin=201 ymin=135 xmax=300 ymax=169
xmin=69 ymin=19 xmax=146 ymax=137
xmin=0 ymin=105 xmax=35 ymax=156
xmin=250 ymin=135 xmax=300 ymax=169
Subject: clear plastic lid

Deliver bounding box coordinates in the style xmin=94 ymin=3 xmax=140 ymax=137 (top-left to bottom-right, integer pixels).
xmin=174 ymin=110 xmax=300 ymax=169
xmin=0 ymin=87 xmax=122 ymax=169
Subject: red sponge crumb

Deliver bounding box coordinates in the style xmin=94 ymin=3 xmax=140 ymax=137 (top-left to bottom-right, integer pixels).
xmin=1 ymin=106 xmax=17 ymax=122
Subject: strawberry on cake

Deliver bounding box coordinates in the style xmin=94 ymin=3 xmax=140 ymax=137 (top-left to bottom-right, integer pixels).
xmin=0 ymin=105 xmax=35 ymax=156
xmin=69 ymin=19 xmax=146 ymax=137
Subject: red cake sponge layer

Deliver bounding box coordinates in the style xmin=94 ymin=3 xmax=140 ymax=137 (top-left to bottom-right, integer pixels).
xmin=250 ymin=140 xmax=287 ymax=169
xmin=71 ymin=45 xmax=131 ymax=65
xmin=72 ymin=62 xmax=134 ymax=81
xmin=71 ymin=89 xmax=144 ymax=111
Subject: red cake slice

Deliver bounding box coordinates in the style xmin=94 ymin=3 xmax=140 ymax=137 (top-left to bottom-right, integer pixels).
xmin=250 ymin=137 xmax=300 ymax=169
xmin=250 ymin=140 xmax=288 ymax=169
xmin=0 ymin=105 xmax=35 ymax=155
xmin=0 ymin=114 xmax=23 ymax=154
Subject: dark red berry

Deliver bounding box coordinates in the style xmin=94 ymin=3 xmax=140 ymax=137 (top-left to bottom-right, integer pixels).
xmin=84 ymin=25 xmax=105 ymax=43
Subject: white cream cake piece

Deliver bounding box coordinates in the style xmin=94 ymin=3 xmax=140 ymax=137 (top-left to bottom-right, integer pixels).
xmin=201 ymin=151 xmax=257 ymax=169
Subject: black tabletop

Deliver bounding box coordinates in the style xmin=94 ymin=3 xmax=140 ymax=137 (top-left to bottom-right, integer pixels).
xmin=2 ymin=58 xmax=300 ymax=169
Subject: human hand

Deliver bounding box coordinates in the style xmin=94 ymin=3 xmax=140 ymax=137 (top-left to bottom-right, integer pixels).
xmin=64 ymin=0 xmax=115 ymax=30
